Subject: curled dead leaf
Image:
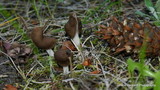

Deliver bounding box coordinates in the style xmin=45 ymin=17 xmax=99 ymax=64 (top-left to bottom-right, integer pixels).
xmin=61 ymin=41 xmax=76 ymax=51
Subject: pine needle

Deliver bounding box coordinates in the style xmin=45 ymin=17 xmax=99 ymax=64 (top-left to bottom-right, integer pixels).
xmin=0 ymin=17 xmax=20 ymax=27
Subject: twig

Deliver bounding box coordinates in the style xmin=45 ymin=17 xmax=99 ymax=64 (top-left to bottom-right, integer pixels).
xmin=83 ymin=0 xmax=89 ymax=8
xmin=93 ymin=54 xmax=106 ymax=79
xmin=103 ymin=71 xmax=131 ymax=89
xmin=69 ymin=57 xmax=73 ymax=76
xmin=100 ymin=52 xmax=127 ymax=66
xmin=26 ymin=62 xmax=38 ymax=77
xmin=0 ymin=75 xmax=8 ymax=78
xmin=0 ymin=60 xmax=10 ymax=66
xmin=69 ymin=81 xmax=76 ymax=90
xmin=31 ymin=80 xmax=52 ymax=84
xmin=0 ymin=31 xmax=16 ymax=37
xmin=0 ymin=51 xmax=26 ymax=79
xmin=57 ymin=6 xmax=88 ymax=10
xmin=24 ymin=77 xmax=33 ymax=90
xmin=82 ymin=35 xmax=95 ymax=47
xmin=0 ymin=17 xmax=19 ymax=27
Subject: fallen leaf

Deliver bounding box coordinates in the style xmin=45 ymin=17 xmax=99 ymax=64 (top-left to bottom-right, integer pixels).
xmin=3 ymin=42 xmax=32 ymax=64
xmin=61 ymin=41 xmax=77 ymax=51
xmin=3 ymin=84 xmax=17 ymax=90
xmin=82 ymin=58 xmax=92 ymax=66
xmin=89 ymin=70 xmax=101 ymax=74
xmin=123 ymin=25 xmax=132 ymax=31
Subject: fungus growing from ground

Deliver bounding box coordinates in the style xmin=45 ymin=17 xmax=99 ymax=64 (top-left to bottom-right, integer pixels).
xmin=54 ymin=49 xmax=73 ymax=74
xmin=65 ymin=13 xmax=82 ymax=50
xmin=31 ymin=27 xmax=57 ymax=56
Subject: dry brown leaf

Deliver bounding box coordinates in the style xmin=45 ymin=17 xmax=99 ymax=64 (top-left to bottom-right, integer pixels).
xmin=82 ymin=58 xmax=92 ymax=66
xmin=61 ymin=41 xmax=77 ymax=51
xmin=96 ymin=17 xmax=160 ymax=56
xmin=3 ymin=84 xmax=17 ymax=90
xmin=89 ymin=70 xmax=101 ymax=74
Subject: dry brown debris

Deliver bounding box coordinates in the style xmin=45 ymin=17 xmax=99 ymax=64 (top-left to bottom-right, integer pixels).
xmin=96 ymin=17 xmax=160 ymax=57
xmin=0 ymin=41 xmax=32 ymax=64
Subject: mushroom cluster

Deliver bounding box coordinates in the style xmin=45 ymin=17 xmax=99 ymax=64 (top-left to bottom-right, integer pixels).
xmin=54 ymin=13 xmax=82 ymax=74
xmin=31 ymin=12 xmax=82 ymax=74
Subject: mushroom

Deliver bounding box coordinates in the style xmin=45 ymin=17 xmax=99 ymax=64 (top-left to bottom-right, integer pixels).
xmin=65 ymin=13 xmax=82 ymax=50
xmin=54 ymin=49 xmax=73 ymax=74
xmin=31 ymin=27 xmax=57 ymax=56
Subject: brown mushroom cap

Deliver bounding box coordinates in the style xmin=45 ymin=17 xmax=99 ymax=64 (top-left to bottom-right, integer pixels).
xmin=64 ymin=13 xmax=82 ymax=39
xmin=54 ymin=49 xmax=73 ymax=67
xmin=31 ymin=27 xmax=57 ymax=49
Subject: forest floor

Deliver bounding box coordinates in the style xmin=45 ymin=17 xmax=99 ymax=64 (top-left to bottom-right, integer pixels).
xmin=0 ymin=0 xmax=160 ymax=90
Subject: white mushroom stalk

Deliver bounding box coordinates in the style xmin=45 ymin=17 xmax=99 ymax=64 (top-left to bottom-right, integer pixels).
xmin=46 ymin=49 xmax=54 ymax=57
xmin=63 ymin=66 xmax=69 ymax=74
xmin=71 ymin=13 xmax=81 ymax=51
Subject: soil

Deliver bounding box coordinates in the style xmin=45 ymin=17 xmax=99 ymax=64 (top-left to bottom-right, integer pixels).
xmin=0 ymin=57 xmax=20 ymax=89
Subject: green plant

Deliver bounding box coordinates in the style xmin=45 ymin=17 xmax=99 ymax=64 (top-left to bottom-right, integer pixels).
xmin=136 ymin=0 xmax=160 ymax=26
xmin=155 ymin=0 xmax=160 ymax=18
xmin=144 ymin=0 xmax=159 ymax=20
xmin=32 ymin=0 xmax=41 ymax=24
xmin=127 ymin=42 xmax=160 ymax=90
xmin=0 ymin=3 xmax=30 ymax=42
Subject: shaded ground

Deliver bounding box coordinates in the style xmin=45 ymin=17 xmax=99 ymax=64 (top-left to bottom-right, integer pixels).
xmin=0 ymin=57 xmax=19 ymax=88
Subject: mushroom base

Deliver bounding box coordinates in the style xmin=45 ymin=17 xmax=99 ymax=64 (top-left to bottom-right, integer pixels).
xmin=46 ymin=49 xmax=54 ymax=56
xmin=63 ymin=66 xmax=69 ymax=74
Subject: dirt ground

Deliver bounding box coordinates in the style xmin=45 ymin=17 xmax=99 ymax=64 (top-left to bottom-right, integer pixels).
xmin=0 ymin=57 xmax=19 ymax=88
